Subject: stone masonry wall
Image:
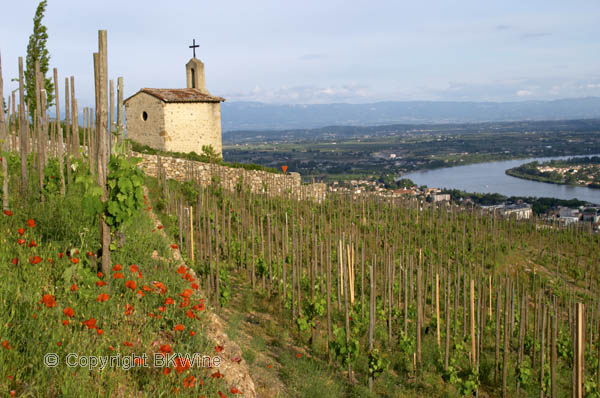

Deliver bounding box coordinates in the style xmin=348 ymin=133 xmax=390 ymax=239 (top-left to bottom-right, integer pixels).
xmin=124 ymin=93 xmax=166 ymax=150
xmin=134 ymin=152 xmax=327 ymax=202
xmin=163 ymin=102 xmax=222 ymax=156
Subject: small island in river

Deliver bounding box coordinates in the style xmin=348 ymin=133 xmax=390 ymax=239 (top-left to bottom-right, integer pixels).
xmin=506 ymin=156 xmax=600 ymax=189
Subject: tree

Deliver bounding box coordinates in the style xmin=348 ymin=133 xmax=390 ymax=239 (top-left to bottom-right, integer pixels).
xmin=25 ymin=0 xmax=54 ymax=116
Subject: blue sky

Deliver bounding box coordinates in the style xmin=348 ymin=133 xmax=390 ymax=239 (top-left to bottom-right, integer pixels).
xmin=1 ymin=0 xmax=600 ymax=108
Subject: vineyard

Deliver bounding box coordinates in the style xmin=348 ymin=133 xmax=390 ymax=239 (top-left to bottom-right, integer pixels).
xmin=152 ymin=165 xmax=600 ymax=397
xmin=1 ymin=31 xmax=600 ymax=398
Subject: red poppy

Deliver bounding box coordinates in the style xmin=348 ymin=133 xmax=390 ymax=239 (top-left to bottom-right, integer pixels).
xmin=176 ymin=265 xmax=186 ymax=274
xmin=96 ymin=281 xmax=107 ymax=287
xmin=42 ymin=294 xmax=56 ymax=308
xmin=96 ymin=293 xmax=110 ymax=302
xmin=112 ymin=264 xmax=122 ymax=271
xmin=17 ymin=238 xmax=25 ymax=245
xmin=179 ymin=297 xmax=190 ymax=308
xmin=108 ymin=345 xmax=114 ymax=351
xmin=97 ymin=329 xmax=104 ymax=335
xmin=87 ymin=251 xmax=94 ymax=257
xmin=124 ymin=304 xmax=134 ymax=315
xmin=97 ymin=272 xmax=103 ymax=278
xmin=174 ymin=324 xmax=185 ymax=331
xmin=30 ymin=256 xmax=42 ymax=265
xmin=189 ymin=330 xmax=196 ymax=337
xmin=158 ymin=306 xmax=166 ymax=313
xmin=267 ymin=364 xmax=272 ymax=369
xmin=58 ymin=252 xmax=64 ymax=259
xmin=136 ymin=290 xmax=145 ymax=298
xmin=18 ymin=228 xmax=25 ymax=235
xmin=82 ymin=318 xmax=97 ymax=329
xmin=63 ymin=307 xmax=75 ymax=317
xmin=164 ymin=297 xmax=175 ymax=305
xmin=174 ymin=357 xmax=190 ymax=373
xmin=2 ymin=340 xmax=11 ymax=350
xmin=28 ymin=240 xmax=37 ymax=248
xmin=163 ymin=367 xmax=171 ymax=375
xmin=152 ymin=281 xmax=167 ymax=294
xmin=62 ymin=320 xmax=69 ymax=326
xmin=295 ymin=353 xmax=302 ymax=358
xmin=129 ymin=264 xmax=140 ymax=273
xmin=157 ymin=225 xmax=164 ymax=229
xmin=71 ymin=258 xmax=79 ymax=264
xmin=125 ymin=280 xmax=137 ymax=290
xmin=193 ymin=300 xmax=205 ymax=311
xmin=180 ymin=288 xmax=193 ymax=298
xmin=231 ymin=387 xmax=242 ymax=394
xmin=190 ymin=282 xmax=199 ymax=290
xmin=160 ymin=344 xmax=172 ymax=354
xmin=70 ymin=283 xmax=78 ymax=292
xmin=3 ymin=210 xmax=13 ymax=216
xmin=215 ymin=345 xmax=223 ymax=353
xmin=211 ymin=371 xmax=225 ymax=379
xmin=183 ymin=375 xmax=196 ymax=388
xmin=218 ymin=391 xmax=227 ymax=398
xmin=170 ymin=244 xmax=178 ymax=249
xmin=11 ymin=258 xmax=18 ymax=265
xmin=185 ymin=310 xmax=195 ymax=319
xmin=27 ymin=219 xmax=35 ymax=228
xmin=122 ymin=341 xmax=134 ymax=347
xmin=142 ymin=285 xmax=151 ymax=292
xmin=112 ymin=272 xmax=124 ymax=279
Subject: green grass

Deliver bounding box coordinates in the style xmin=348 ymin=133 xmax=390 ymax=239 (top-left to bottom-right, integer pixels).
xmin=0 ymin=161 xmax=230 ymax=397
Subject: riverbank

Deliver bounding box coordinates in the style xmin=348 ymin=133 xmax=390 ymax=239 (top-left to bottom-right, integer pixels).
xmin=505 ymin=157 xmax=600 ymax=190
xmin=403 ymin=155 xmax=600 ymax=204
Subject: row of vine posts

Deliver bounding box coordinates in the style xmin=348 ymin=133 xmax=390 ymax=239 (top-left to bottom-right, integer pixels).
xmin=158 ymin=156 xmax=598 ymax=397
xmin=0 ymin=30 xmax=123 ymax=278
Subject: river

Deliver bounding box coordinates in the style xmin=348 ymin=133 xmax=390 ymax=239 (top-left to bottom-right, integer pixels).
xmin=402 ymin=155 xmax=600 ymax=204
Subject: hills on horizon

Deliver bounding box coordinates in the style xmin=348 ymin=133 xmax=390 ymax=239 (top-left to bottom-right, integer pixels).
xmin=220 ymin=97 xmax=600 ymax=131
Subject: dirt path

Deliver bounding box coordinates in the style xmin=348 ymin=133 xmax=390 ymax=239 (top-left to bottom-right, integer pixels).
xmin=217 ymin=284 xmax=289 ymax=398
xmin=143 ymin=187 xmax=257 ymax=397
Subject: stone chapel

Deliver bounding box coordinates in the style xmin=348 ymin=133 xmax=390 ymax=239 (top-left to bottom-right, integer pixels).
xmin=124 ymin=58 xmax=225 ymax=156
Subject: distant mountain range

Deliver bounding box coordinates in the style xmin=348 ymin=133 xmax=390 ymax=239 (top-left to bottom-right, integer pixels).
xmin=220 ymin=97 xmax=600 ymax=131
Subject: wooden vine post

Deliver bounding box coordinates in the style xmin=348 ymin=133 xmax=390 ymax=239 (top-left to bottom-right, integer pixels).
xmin=470 ymin=278 xmax=476 ymax=367
xmin=574 ymin=302 xmax=584 ymax=398
xmin=116 ymin=77 xmax=123 ymax=142
xmin=416 ymin=249 xmax=423 ymax=377
xmin=189 ymin=206 xmax=194 ymax=262
xmin=436 ymin=273 xmax=441 ymax=348
xmin=53 ymin=68 xmax=65 ymax=196
xmin=18 ymin=57 xmax=28 ymax=191
xmin=0 ymin=52 xmax=8 ymax=210
xmin=368 ymin=255 xmax=376 ymax=391
xmin=95 ymin=30 xmax=111 ymax=277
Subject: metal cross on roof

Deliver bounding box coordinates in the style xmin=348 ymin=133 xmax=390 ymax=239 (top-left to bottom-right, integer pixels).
xmin=189 ymin=39 xmax=200 ymax=58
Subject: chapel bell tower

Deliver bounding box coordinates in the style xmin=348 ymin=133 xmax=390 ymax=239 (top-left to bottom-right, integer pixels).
xmin=186 ymin=58 xmax=207 ymax=93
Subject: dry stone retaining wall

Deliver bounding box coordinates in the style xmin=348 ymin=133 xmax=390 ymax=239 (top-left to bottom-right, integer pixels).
xmin=134 ymin=152 xmax=327 ymax=201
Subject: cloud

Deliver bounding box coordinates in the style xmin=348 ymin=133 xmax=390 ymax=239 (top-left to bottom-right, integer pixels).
xmin=224 ymin=84 xmax=369 ymax=104
xmin=496 ymin=24 xmax=511 ymax=30
xmin=516 ymin=89 xmax=534 ymax=97
xmin=298 ymin=53 xmax=328 ymax=61
xmin=520 ymin=32 xmax=552 ymax=40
